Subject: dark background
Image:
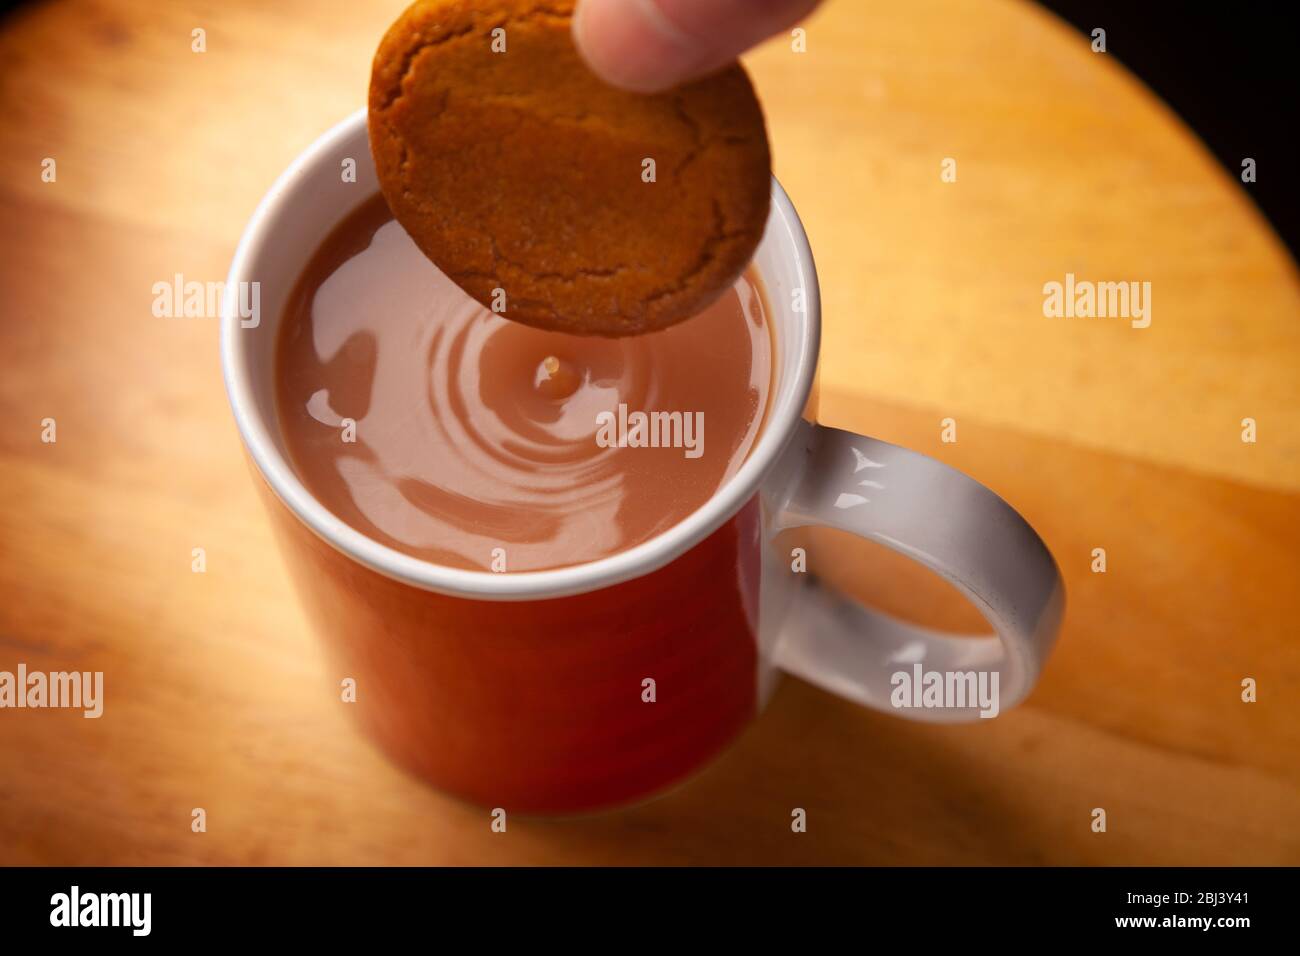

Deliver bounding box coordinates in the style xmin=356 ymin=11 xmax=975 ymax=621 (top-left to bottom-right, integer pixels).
xmin=1037 ymin=0 xmax=1295 ymax=255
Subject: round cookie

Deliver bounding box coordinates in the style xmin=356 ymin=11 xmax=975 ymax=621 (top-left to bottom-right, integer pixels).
xmin=369 ymin=0 xmax=771 ymax=336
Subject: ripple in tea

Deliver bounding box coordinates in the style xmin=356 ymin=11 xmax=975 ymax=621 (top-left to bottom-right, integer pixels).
xmin=275 ymin=195 xmax=772 ymax=572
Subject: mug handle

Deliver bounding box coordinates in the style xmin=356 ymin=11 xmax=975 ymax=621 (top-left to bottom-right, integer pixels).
xmin=770 ymin=421 xmax=1065 ymax=720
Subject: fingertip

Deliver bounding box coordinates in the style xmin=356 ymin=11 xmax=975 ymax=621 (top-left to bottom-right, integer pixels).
xmin=572 ymin=0 xmax=702 ymax=93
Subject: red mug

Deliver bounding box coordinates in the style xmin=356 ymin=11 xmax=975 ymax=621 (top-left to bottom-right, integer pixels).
xmin=222 ymin=110 xmax=1064 ymax=814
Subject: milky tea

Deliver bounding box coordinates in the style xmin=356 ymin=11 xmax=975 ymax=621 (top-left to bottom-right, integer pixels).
xmin=275 ymin=195 xmax=773 ymax=572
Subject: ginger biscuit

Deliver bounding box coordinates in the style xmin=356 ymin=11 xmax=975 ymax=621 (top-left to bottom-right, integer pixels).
xmin=369 ymin=0 xmax=772 ymax=336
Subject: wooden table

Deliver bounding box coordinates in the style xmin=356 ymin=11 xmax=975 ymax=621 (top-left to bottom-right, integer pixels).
xmin=2 ymin=0 xmax=1297 ymax=865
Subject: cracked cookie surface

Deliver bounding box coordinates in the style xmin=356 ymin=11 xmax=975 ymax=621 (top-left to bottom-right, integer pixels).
xmin=369 ymin=0 xmax=771 ymax=336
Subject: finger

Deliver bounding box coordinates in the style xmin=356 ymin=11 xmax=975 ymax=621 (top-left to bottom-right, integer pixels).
xmin=573 ymin=0 xmax=822 ymax=93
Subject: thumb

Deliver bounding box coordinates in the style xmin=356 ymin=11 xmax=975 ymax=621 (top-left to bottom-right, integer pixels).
xmin=573 ymin=0 xmax=822 ymax=93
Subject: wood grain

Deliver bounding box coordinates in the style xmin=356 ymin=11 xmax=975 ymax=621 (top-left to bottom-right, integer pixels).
xmin=1 ymin=0 xmax=1296 ymax=865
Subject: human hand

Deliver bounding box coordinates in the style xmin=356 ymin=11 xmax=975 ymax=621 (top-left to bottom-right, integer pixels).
xmin=573 ymin=0 xmax=823 ymax=93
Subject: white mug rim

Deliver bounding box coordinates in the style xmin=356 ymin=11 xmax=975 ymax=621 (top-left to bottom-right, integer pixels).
xmin=220 ymin=108 xmax=821 ymax=601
